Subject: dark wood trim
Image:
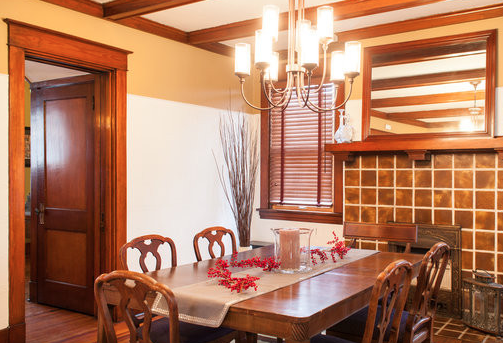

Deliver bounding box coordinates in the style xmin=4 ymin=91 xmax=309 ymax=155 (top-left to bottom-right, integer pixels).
xmin=187 ymin=0 xmax=446 ymax=45
xmin=40 ymin=0 xmax=103 ymax=17
xmin=6 ymin=20 xmax=129 ymax=343
xmin=337 ymin=3 xmax=503 ymax=42
xmin=326 ymin=137 xmax=503 ymax=161
xmin=258 ymin=208 xmax=343 ymax=224
xmin=104 ymin=0 xmax=206 ymax=20
xmin=5 ymin=19 xmax=131 ymax=71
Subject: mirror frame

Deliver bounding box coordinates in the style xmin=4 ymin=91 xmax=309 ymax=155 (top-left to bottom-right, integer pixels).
xmin=361 ymin=30 xmax=496 ymax=141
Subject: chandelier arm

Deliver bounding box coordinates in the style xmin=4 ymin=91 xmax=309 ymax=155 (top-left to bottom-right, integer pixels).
xmin=302 ymin=80 xmax=355 ymax=112
xmin=261 ymin=74 xmax=292 ymax=108
xmin=239 ymin=79 xmax=277 ymax=111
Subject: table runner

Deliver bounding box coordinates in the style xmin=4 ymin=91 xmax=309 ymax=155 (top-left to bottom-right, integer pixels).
xmin=151 ymin=249 xmax=377 ymax=327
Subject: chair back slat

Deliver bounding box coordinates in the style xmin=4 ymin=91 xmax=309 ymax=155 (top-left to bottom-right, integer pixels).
xmin=94 ymin=270 xmax=180 ymax=343
xmin=404 ymin=242 xmax=450 ymax=343
xmin=363 ymin=260 xmax=413 ymax=343
xmin=119 ymin=234 xmax=177 ymax=272
xmin=193 ymin=226 xmax=237 ymax=262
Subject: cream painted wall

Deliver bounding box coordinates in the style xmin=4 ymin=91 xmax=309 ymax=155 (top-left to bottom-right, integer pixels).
xmin=127 ymin=94 xmax=238 ymax=266
xmin=0 ymin=74 xmax=9 ymax=328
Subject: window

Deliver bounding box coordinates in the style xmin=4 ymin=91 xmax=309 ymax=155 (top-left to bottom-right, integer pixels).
xmin=259 ymin=82 xmax=343 ymax=224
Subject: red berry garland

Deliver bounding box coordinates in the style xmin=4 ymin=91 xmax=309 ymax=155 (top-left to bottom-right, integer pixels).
xmin=310 ymin=231 xmax=351 ymax=265
xmin=207 ymin=253 xmax=280 ymax=293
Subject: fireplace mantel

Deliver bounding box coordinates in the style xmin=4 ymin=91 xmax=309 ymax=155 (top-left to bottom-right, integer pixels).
xmin=325 ymin=137 xmax=503 ymax=161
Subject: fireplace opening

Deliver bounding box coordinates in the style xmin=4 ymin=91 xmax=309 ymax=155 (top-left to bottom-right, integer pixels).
xmin=388 ymin=223 xmax=461 ymax=317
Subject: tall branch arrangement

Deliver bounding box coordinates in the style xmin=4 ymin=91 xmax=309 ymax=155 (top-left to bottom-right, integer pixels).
xmin=214 ymin=111 xmax=259 ymax=247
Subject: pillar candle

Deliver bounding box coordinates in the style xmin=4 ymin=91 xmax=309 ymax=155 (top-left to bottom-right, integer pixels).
xmin=279 ymin=228 xmax=300 ymax=269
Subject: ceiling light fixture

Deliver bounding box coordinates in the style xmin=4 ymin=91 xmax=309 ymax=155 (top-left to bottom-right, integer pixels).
xmin=234 ymin=0 xmax=361 ymax=113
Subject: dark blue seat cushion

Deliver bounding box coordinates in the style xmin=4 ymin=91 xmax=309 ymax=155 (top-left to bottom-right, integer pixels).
xmin=311 ymin=333 xmax=355 ymax=343
xmin=328 ymin=306 xmax=409 ymax=342
xmin=138 ymin=317 xmax=235 ymax=343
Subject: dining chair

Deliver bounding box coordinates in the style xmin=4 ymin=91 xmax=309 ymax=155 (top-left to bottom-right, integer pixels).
xmin=119 ymin=234 xmax=177 ymax=272
xmin=95 ymin=270 xmax=238 ymax=343
xmin=193 ymin=226 xmax=237 ymax=262
xmin=326 ymin=242 xmax=450 ymax=343
xmin=311 ymin=259 xmax=413 ymax=343
xmin=343 ymin=222 xmax=418 ymax=253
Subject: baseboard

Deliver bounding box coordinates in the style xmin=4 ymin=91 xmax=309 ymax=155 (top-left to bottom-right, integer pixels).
xmin=0 ymin=322 xmax=26 ymax=343
xmin=0 ymin=327 xmax=8 ymax=343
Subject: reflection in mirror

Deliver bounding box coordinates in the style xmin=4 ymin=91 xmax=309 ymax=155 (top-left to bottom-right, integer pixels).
xmin=362 ymin=30 xmax=496 ymax=139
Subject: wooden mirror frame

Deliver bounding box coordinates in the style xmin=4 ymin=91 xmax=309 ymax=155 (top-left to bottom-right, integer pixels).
xmin=361 ymin=30 xmax=497 ymax=141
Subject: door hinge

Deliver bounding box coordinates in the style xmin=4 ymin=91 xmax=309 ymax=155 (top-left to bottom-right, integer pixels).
xmin=92 ymin=96 xmax=95 ymax=110
xmin=100 ymin=212 xmax=105 ymax=232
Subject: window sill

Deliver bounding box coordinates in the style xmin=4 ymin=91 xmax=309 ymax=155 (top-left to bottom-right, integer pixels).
xmin=258 ymin=208 xmax=342 ymax=224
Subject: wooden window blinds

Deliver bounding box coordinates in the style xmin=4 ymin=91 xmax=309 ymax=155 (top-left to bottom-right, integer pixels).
xmin=269 ymin=84 xmax=334 ymax=207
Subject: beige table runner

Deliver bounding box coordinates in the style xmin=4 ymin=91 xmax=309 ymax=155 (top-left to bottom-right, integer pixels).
xmin=152 ymin=249 xmax=377 ymax=327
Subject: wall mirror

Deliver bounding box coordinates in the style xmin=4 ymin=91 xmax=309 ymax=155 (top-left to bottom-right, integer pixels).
xmin=362 ymin=30 xmax=496 ymax=140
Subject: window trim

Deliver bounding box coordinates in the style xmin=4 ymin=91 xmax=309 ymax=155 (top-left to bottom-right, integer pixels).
xmin=258 ymin=80 xmax=344 ymax=224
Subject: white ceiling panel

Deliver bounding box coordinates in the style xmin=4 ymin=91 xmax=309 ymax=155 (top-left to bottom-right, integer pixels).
xmin=25 ymin=60 xmax=89 ymax=83
xmin=143 ymin=0 xmax=341 ymax=32
xmin=221 ymin=0 xmax=503 ymax=48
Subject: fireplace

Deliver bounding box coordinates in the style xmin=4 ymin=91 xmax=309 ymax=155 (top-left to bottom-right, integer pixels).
xmin=388 ymin=224 xmax=461 ymax=317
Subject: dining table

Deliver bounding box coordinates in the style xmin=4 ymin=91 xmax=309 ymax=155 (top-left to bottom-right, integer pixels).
xmin=98 ymin=245 xmax=423 ymax=343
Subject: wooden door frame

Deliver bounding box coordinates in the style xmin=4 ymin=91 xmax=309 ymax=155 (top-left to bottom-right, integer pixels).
xmin=5 ymin=19 xmax=131 ymax=343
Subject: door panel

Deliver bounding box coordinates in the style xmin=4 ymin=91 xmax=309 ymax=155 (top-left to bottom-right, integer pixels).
xmin=31 ymin=77 xmax=97 ymax=315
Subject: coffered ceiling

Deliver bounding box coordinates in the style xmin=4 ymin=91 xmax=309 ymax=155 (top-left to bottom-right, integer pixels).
xmin=42 ymin=0 xmax=503 ymax=56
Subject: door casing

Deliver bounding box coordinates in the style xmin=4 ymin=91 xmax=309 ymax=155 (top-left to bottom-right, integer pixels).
xmin=6 ymin=19 xmax=130 ymax=343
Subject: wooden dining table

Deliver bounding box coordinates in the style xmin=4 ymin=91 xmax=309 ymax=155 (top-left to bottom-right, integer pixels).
xmin=99 ymin=245 xmax=423 ymax=343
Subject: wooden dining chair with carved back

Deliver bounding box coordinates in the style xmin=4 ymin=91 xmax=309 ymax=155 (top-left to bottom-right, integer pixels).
xmin=193 ymin=226 xmax=237 ymax=262
xmin=326 ymin=242 xmax=450 ymax=343
xmin=95 ymin=270 xmax=238 ymax=343
xmin=343 ymin=222 xmax=418 ymax=253
xmin=119 ymin=234 xmax=178 ymax=272
xmin=311 ymin=259 xmax=413 ymax=343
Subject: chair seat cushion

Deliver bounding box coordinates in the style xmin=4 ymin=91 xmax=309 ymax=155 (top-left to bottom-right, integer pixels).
xmin=138 ymin=317 xmax=234 ymax=343
xmin=328 ymin=306 xmax=409 ymax=342
xmin=311 ymin=333 xmax=356 ymax=343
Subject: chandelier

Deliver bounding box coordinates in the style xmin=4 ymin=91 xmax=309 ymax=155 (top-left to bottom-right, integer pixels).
xmin=234 ymin=0 xmax=361 ymax=113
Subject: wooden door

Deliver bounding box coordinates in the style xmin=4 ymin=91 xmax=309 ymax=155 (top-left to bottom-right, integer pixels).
xmin=30 ymin=75 xmax=99 ymax=315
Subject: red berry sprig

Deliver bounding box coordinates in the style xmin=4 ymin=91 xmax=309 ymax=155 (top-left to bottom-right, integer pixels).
xmin=207 ymin=253 xmax=280 ymax=293
xmin=327 ymin=231 xmax=351 ymax=262
xmin=310 ymin=231 xmax=351 ymax=265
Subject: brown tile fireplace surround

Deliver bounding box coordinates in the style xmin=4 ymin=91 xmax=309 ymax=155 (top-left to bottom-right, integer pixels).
xmin=344 ymin=152 xmax=503 ymax=314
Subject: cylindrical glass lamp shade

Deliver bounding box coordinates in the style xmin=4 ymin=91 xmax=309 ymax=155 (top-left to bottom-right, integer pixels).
xmin=317 ymin=6 xmax=334 ymax=43
xmin=255 ymin=29 xmax=272 ymax=70
xmin=295 ymin=19 xmax=312 ymax=52
xmin=264 ymin=52 xmax=279 ymax=82
xmin=300 ymin=27 xmax=319 ymax=71
xmin=271 ymin=228 xmax=314 ymax=273
xmin=330 ymin=50 xmax=345 ymax=81
xmin=235 ymin=43 xmax=251 ymax=77
xmin=344 ymin=41 xmax=361 ymax=77
xmin=262 ymin=4 xmax=279 ymax=41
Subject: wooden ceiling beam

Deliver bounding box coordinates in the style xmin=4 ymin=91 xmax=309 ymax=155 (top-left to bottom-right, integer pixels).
xmin=187 ymin=0 xmax=447 ymax=45
xmin=372 ymin=68 xmax=486 ymax=91
xmin=104 ymin=0 xmax=207 ymax=20
xmin=371 ymin=110 xmax=429 ymax=128
xmin=116 ymin=16 xmax=188 ymax=43
xmin=386 ymin=108 xmax=484 ymax=120
xmin=371 ymin=90 xmax=484 ymax=108
xmin=41 ymin=0 xmax=103 ymax=17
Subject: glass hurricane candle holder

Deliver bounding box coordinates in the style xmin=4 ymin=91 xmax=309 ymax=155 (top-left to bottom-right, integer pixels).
xmin=271 ymin=228 xmax=314 ymax=273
